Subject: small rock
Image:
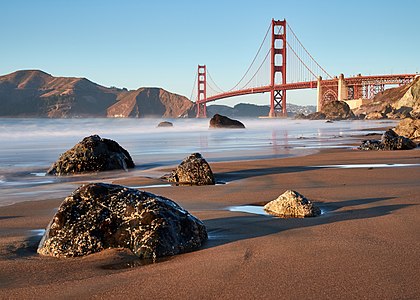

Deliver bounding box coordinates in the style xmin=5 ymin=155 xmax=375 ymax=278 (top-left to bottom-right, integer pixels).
xmin=264 ymin=190 xmax=321 ymax=218
xmin=358 ymin=139 xmax=383 ymax=151
xmin=37 ymin=183 xmax=207 ymax=259
xmin=163 ymin=153 xmax=215 ymax=185
xmin=209 ymin=114 xmax=245 ymax=129
xmin=157 ymin=121 xmax=173 ymax=127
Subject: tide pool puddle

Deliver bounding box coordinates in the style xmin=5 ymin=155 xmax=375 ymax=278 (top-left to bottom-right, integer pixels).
xmin=228 ymin=205 xmax=270 ymax=216
xmin=30 ymin=172 xmax=46 ymax=177
xmin=228 ymin=205 xmax=326 ymax=217
xmin=131 ymin=182 xmax=226 ymax=189
xmin=130 ymin=184 xmax=173 ymax=189
xmin=318 ymin=163 xmax=420 ymax=169
xmin=29 ymin=229 xmax=45 ymax=236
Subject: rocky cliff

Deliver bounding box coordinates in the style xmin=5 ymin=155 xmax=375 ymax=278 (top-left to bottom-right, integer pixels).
xmin=0 ymin=70 xmax=193 ymax=118
xmin=354 ymin=76 xmax=420 ymax=119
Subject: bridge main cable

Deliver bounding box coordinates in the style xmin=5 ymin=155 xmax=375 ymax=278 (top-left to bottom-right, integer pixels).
xmin=228 ymin=22 xmax=272 ymax=92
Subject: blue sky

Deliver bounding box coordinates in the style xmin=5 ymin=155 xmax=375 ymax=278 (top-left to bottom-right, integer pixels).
xmin=2 ymin=0 xmax=419 ymax=106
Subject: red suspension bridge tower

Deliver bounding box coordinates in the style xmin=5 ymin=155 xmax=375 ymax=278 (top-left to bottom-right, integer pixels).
xmin=270 ymin=19 xmax=287 ymax=117
xmin=196 ymin=65 xmax=207 ymax=118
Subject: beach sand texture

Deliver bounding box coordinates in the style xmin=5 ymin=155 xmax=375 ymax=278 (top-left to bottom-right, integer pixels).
xmin=1 ymin=148 xmax=420 ymax=299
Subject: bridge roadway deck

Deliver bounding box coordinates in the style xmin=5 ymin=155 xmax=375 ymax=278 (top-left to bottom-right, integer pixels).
xmin=197 ymin=74 xmax=417 ymax=104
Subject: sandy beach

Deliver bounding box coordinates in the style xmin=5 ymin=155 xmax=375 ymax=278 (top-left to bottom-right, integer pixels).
xmin=1 ymin=145 xmax=420 ymax=299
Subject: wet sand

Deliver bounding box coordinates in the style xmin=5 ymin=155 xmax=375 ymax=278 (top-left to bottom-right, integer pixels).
xmin=1 ymin=148 xmax=420 ymax=299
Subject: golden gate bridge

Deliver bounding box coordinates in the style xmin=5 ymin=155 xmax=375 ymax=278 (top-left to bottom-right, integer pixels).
xmin=191 ymin=19 xmax=417 ymax=118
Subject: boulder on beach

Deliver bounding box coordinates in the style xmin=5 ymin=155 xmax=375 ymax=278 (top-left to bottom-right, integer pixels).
xmin=37 ymin=183 xmax=207 ymax=259
xmin=394 ymin=118 xmax=420 ymax=142
xmin=264 ymin=190 xmax=321 ymax=218
xmin=297 ymin=101 xmax=354 ymax=120
xmin=358 ymin=129 xmax=417 ymax=150
xmin=209 ymin=114 xmax=245 ymax=129
xmin=322 ymin=101 xmax=355 ymax=120
xmin=47 ymin=135 xmax=135 ymax=176
xmin=157 ymin=121 xmax=173 ymax=128
xmin=163 ymin=153 xmax=215 ymax=185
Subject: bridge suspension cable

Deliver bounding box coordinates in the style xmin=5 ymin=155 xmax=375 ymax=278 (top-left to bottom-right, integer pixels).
xmin=227 ymin=23 xmax=272 ymax=92
xmin=206 ymin=69 xmax=225 ymax=94
xmin=286 ymin=24 xmax=332 ymax=80
xmin=194 ymin=19 xmax=332 ymax=102
xmin=189 ymin=69 xmax=197 ymax=101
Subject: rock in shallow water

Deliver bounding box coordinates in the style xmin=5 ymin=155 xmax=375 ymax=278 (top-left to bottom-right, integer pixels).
xmin=209 ymin=114 xmax=245 ymax=129
xmin=37 ymin=183 xmax=207 ymax=259
xmin=157 ymin=121 xmax=173 ymax=127
xmin=163 ymin=153 xmax=215 ymax=185
xmin=264 ymin=190 xmax=321 ymax=218
xmin=47 ymin=135 xmax=135 ymax=176
xmin=359 ymin=129 xmax=417 ymax=150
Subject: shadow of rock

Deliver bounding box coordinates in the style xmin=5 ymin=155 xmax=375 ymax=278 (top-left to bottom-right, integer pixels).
xmin=215 ymin=166 xmax=320 ymax=182
xmin=204 ymin=197 xmax=412 ymax=249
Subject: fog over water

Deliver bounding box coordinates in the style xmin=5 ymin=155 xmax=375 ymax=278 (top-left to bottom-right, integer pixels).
xmin=0 ymin=118 xmax=396 ymax=206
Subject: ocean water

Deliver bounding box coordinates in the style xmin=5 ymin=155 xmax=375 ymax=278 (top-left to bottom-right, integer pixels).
xmin=0 ymin=118 xmax=396 ymax=206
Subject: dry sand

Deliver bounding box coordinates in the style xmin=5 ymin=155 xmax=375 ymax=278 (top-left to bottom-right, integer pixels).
xmin=1 ymin=148 xmax=420 ymax=299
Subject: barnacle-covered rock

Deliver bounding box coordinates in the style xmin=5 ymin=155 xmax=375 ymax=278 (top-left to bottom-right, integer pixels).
xmin=264 ymin=190 xmax=321 ymax=218
xmin=47 ymin=135 xmax=135 ymax=175
xmin=359 ymin=129 xmax=417 ymax=150
xmin=37 ymin=183 xmax=207 ymax=259
xmin=163 ymin=153 xmax=215 ymax=185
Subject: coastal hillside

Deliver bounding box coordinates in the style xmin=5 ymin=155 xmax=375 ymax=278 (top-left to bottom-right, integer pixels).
xmin=107 ymin=88 xmax=193 ymax=118
xmin=207 ymin=103 xmax=316 ymax=118
xmin=0 ymin=70 xmax=194 ymax=118
xmin=0 ymin=70 xmax=120 ymax=117
xmin=354 ymin=76 xmax=420 ymax=119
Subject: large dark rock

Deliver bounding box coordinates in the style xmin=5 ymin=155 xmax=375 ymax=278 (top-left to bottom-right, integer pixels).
xmin=381 ymin=129 xmax=417 ymax=150
xmin=322 ymin=101 xmax=355 ymax=120
xmin=264 ymin=190 xmax=321 ymax=218
xmin=47 ymin=135 xmax=135 ymax=175
xmin=37 ymin=183 xmax=207 ymax=259
xmin=209 ymin=114 xmax=245 ymax=129
xmin=359 ymin=129 xmax=417 ymax=150
xmin=295 ymin=101 xmax=354 ymax=120
xmin=163 ymin=153 xmax=215 ymax=185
